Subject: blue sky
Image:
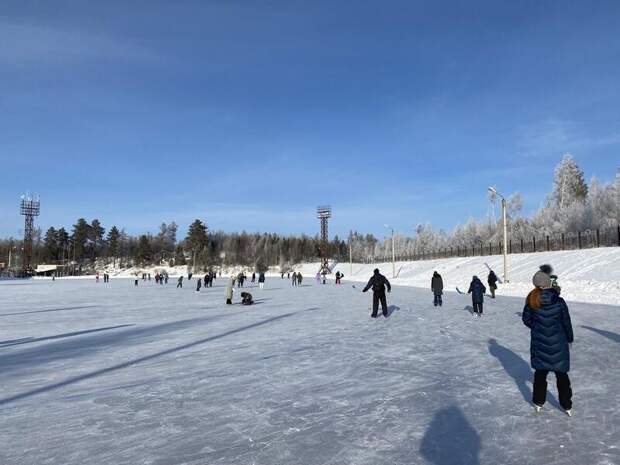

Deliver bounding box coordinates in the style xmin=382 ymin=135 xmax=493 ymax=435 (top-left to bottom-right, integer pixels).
xmin=1 ymin=1 xmax=619 ymax=240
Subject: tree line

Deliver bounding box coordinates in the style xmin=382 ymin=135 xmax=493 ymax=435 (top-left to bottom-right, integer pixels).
xmin=1 ymin=155 xmax=617 ymax=271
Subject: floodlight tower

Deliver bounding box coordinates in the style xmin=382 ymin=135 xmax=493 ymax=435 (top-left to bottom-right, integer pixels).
xmin=20 ymin=193 xmax=40 ymax=273
xmin=317 ymin=206 xmax=332 ymax=281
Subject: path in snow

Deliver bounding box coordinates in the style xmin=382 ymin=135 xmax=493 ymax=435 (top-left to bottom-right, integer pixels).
xmin=1 ymin=278 xmax=619 ymax=465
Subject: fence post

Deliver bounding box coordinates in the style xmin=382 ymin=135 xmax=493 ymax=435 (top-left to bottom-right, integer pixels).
xmin=618 ymin=226 xmax=620 ymax=246
xmin=533 ymin=236 xmax=536 ymax=252
xmin=520 ymin=238 xmax=524 ymax=253
xmin=596 ymin=229 xmax=600 ymax=248
xmin=489 ymin=243 xmax=492 ymax=255
xmin=546 ymin=235 xmax=550 ymax=251
xmin=509 ymin=240 xmax=512 ymax=254
xmin=561 ymin=233 xmax=565 ymax=250
xmin=578 ymin=231 xmax=582 ymax=249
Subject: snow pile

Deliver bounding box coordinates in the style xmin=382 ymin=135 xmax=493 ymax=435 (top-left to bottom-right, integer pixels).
xmin=292 ymin=248 xmax=620 ymax=306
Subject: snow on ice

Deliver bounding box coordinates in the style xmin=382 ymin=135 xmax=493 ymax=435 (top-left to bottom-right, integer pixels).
xmin=1 ymin=271 xmax=619 ymax=464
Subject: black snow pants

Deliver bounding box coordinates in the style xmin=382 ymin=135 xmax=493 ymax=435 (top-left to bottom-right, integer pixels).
xmin=533 ymin=370 xmax=572 ymax=410
xmin=489 ymin=285 xmax=496 ymax=298
xmin=434 ymin=294 xmax=442 ymax=306
xmin=473 ymin=302 xmax=483 ymax=314
xmin=372 ymin=291 xmax=388 ymax=317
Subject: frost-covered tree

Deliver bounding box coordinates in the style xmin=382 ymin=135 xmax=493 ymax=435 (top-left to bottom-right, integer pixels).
xmin=552 ymin=154 xmax=588 ymax=208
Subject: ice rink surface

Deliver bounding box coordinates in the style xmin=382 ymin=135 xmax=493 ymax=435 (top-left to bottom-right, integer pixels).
xmin=1 ymin=278 xmax=619 ymax=465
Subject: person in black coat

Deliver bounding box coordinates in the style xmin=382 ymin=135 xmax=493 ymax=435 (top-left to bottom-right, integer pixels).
xmin=487 ymin=270 xmax=498 ymax=298
xmin=522 ymin=271 xmax=574 ymax=414
xmin=431 ymin=271 xmax=443 ymax=307
xmin=258 ymin=272 xmax=266 ymax=289
xmin=467 ymin=276 xmax=486 ymax=317
xmin=241 ymin=292 xmax=253 ymax=305
xmin=362 ymin=268 xmax=392 ymax=318
xmin=251 ymin=272 xmax=256 ymax=283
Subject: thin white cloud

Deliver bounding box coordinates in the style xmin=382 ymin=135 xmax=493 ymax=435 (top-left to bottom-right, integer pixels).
xmin=517 ymin=118 xmax=620 ymax=158
xmin=0 ymin=20 xmax=157 ymax=66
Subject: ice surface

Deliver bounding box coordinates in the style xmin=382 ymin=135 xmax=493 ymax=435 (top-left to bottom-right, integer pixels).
xmin=1 ymin=278 xmax=619 ymax=464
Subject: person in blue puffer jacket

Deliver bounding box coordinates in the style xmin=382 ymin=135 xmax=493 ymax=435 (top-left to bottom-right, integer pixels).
xmin=522 ymin=270 xmax=574 ymax=415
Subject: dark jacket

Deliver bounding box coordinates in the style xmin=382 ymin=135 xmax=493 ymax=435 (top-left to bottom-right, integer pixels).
xmin=522 ymin=288 xmax=573 ymax=372
xmin=258 ymin=273 xmax=265 ymax=283
xmin=467 ymin=278 xmax=486 ymax=303
xmin=363 ymin=271 xmax=391 ymax=294
xmin=488 ymin=271 xmax=498 ymax=288
xmin=431 ymin=273 xmax=443 ymax=295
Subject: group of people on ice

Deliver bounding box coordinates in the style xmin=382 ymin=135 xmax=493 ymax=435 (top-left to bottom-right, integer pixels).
xmin=361 ymin=263 xmax=573 ymax=415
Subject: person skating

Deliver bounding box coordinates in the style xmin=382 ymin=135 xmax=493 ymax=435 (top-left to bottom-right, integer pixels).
xmin=467 ymin=276 xmax=486 ymax=317
xmin=291 ymin=272 xmax=298 ymax=286
xmin=188 ymin=271 xmax=193 ymax=281
xmin=362 ymin=268 xmax=392 ymax=318
xmin=335 ymin=271 xmax=341 ymax=284
xmin=315 ymin=272 xmax=321 ymax=284
xmin=251 ymin=272 xmax=256 ymax=284
xmin=431 ymin=271 xmax=443 ymax=307
xmin=522 ymin=270 xmax=574 ymax=416
xmin=164 ymin=274 xmax=168 ymax=284
xmin=258 ymin=272 xmax=266 ymax=289
xmin=134 ymin=278 xmax=139 ymax=286
xmin=177 ymin=276 xmax=183 ymax=288
xmin=487 ymin=270 xmax=498 ymax=298
xmin=297 ymin=273 xmax=303 ymax=285
xmin=225 ymin=276 xmax=235 ymax=304
xmin=241 ymin=292 xmax=254 ymax=305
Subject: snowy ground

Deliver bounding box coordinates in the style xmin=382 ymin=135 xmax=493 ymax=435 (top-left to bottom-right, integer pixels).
xmin=1 ymin=278 xmax=619 ymax=465
xmin=295 ymin=247 xmax=620 ymax=306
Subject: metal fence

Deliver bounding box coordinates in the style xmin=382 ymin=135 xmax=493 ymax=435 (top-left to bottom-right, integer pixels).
xmin=360 ymin=225 xmax=620 ymax=263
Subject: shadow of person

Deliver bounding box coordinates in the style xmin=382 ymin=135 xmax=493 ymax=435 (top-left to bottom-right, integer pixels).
xmin=488 ymin=338 xmax=532 ymax=404
xmin=582 ymin=325 xmax=620 ymax=344
xmin=464 ymin=305 xmax=474 ymax=315
xmin=487 ymin=338 xmax=560 ymax=408
xmin=420 ymin=405 xmax=480 ymax=465
xmin=386 ymin=305 xmax=400 ymax=317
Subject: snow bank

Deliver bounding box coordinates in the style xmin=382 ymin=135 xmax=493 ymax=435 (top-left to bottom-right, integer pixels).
xmin=291 ymin=248 xmax=620 ymax=306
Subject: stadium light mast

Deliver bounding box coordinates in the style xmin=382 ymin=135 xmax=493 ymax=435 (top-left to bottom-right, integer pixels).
xmin=488 ymin=186 xmax=509 ymax=283
xmin=384 ymin=224 xmax=395 ymax=279
xmin=317 ymin=206 xmax=332 ymax=282
xmin=20 ymin=193 xmax=40 ymax=274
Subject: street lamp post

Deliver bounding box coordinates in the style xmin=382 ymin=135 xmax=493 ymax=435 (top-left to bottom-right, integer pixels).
xmin=384 ymin=224 xmax=395 ymax=279
xmin=348 ymin=230 xmax=353 ymax=277
xmin=488 ymin=187 xmax=509 ymax=283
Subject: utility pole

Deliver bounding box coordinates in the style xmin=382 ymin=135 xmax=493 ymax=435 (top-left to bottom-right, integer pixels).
xmin=488 ymin=187 xmax=509 ymax=283
xmin=349 ymin=230 xmax=353 ymax=276
xmin=384 ymin=224 xmax=395 ymax=279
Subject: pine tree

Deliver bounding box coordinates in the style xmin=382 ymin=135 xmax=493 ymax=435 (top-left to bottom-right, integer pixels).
xmin=137 ymin=235 xmax=152 ymax=265
xmin=107 ymin=226 xmax=120 ymax=266
xmin=90 ymin=219 xmax=106 ymax=260
xmin=185 ymin=219 xmax=208 ymax=269
xmin=43 ymin=227 xmax=58 ymax=262
xmin=553 ymin=154 xmax=588 ymax=208
xmin=71 ymin=218 xmax=90 ymax=262
xmin=174 ymin=244 xmax=186 ymax=266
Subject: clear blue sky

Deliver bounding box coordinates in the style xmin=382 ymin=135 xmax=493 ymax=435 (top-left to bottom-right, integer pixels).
xmin=1 ymin=1 xmax=619 ymax=240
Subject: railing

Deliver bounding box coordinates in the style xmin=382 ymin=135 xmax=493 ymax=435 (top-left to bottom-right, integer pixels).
xmin=357 ymin=225 xmax=620 ymax=263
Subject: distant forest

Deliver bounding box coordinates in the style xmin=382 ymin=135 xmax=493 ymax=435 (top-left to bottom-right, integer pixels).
xmin=1 ymin=155 xmax=618 ymax=272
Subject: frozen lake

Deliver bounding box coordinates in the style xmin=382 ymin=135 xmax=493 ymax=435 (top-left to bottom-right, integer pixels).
xmin=1 ymin=277 xmax=619 ymax=465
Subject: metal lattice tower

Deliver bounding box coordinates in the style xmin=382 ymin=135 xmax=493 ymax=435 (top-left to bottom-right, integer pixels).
xmin=20 ymin=194 xmax=40 ymax=273
xmin=317 ymin=206 xmax=332 ymax=278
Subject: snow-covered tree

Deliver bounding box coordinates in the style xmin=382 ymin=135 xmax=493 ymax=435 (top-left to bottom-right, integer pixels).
xmin=552 ymin=154 xmax=588 ymax=208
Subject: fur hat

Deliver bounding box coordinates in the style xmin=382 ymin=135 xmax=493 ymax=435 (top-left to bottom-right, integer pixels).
xmin=532 ymin=270 xmax=552 ymax=288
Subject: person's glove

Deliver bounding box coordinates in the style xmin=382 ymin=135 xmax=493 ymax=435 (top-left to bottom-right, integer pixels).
xmin=362 ymin=289 xmax=367 ymax=293
xmin=388 ymin=289 xmax=391 ymax=293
